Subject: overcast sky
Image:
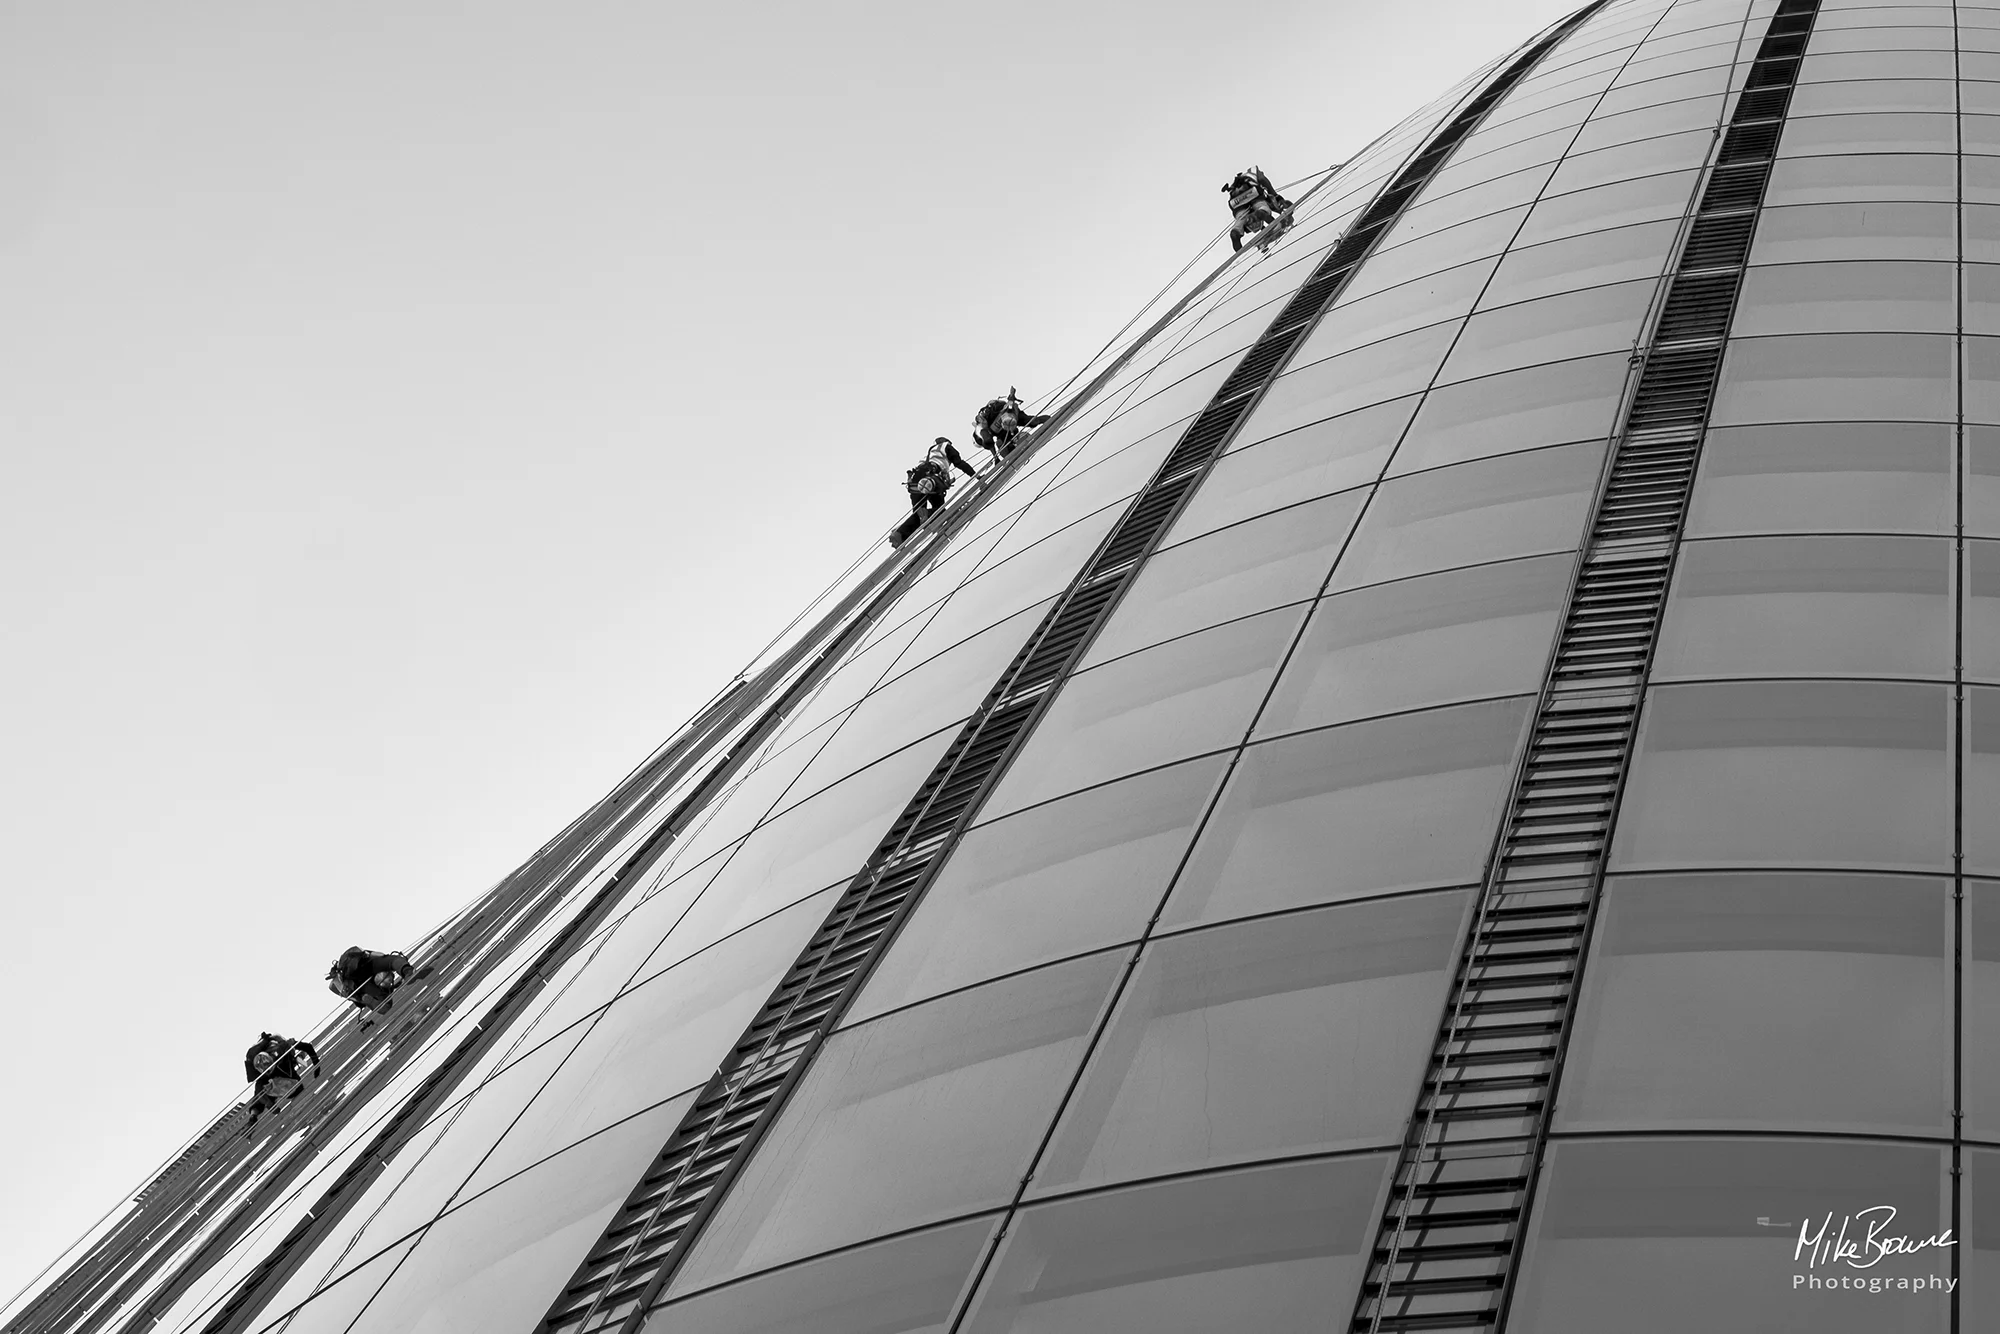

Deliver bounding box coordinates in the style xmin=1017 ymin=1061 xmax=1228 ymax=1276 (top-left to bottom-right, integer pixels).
xmin=0 ymin=0 xmax=1585 ymax=1308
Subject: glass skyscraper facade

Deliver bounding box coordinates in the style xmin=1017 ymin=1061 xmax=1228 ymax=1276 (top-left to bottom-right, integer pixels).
xmin=16 ymin=0 xmax=2000 ymax=1330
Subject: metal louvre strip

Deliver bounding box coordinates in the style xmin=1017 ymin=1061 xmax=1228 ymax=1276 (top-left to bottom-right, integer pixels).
xmin=1351 ymin=3 xmax=1824 ymax=1331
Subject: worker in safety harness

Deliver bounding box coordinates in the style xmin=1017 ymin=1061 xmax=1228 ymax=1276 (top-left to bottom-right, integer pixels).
xmin=970 ymin=388 xmax=1052 ymax=460
xmin=907 ymin=438 xmax=978 ymax=519
xmin=1224 ymin=166 xmax=1293 ymax=252
xmin=243 ymin=1032 xmax=321 ymax=1123
xmin=327 ymin=946 xmax=414 ymax=1016
xmin=890 ymin=438 xmax=979 ymax=548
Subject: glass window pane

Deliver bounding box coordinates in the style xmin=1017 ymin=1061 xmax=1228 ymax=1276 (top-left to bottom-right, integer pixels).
xmin=1558 ymin=873 xmax=1950 ymax=1134
xmin=1386 ymin=163 xmax=1556 ymax=247
xmin=1593 ymin=63 xmax=1731 ymax=116
xmin=1394 ymin=354 xmax=1626 ymax=475
xmin=849 ymin=757 xmax=1229 ymax=1025
xmin=1035 ymin=894 xmax=1469 ymax=1192
xmin=460 ymin=896 xmax=835 ymax=1198
xmin=958 ymin=1157 xmax=1392 ymax=1334
xmin=1333 ymin=442 xmax=1605 ymax=590
xmin=898 ymin=509 xmax=1116 ymax=664
xmin=1216 ymin=396 xmax=1424 ymax=506
xmin=1511 ymin=1139 xmax=1950 ymax=1334
xmin=1964 ymin=883 xmax=2000 ymax=1139
xmin=667 ymin=731 xmax=958 ymax=948
xmin=1170 ymin=414 xmax=1396 ymax=544
xmin=1544 ymin=128 xmax=1715 ymax=194
xmin=1968 ymin=114 xmax=2000 ymax=158
xmin=641 ymin=1218 xmax=995 ymax=1334
xmin=668 ymin=953 xmax=1124 ymax=1295
xmin=1967 ymin=204 xmax=2000 ymax=263
xmin=1480 ymin=219 xmax=1679 ymax=307
xmin=1779 ymin=112 xmax=1957 ymax=156
xmin=1800 ymin=57 xmax=1956 ymax=91
xmin=1732 ymin=261 xmax=1954 ymax=335
xmin=1514 ymin=170 xmax=1703 ymax=245
xmin=1969 ymin=266 xmax=2000 ymax=338
xmin=1763 ymin=153 xmax=1955 ymax=205
xmin=1297 ymin=260 xmax=1496 ymax=364
xmin=787 ymin=602 xmax=1049 ymax=800
xmin=981 ymin=607 xmax=1302 ymax=819
xmin=1710 ymin=334 xmax=1953 ymax=424
xmin=1965 ymin=1148 xmax=2000 ymax=1327
xmin=1967 ymin=688 xmax=2000 ymax=875
xmin=1961 ymin=337 xmax=2000 ymax=426
xmin=1342 ymin=206 xmax=1532 ymax=301
xmin=337 ymin=1097 xmax=692 ymax=1334
xmin=1788 ymin=77 xmax=1956 ymax=115
xmin=1609 ymin=681 xmax=1952 ymax=872
xmin=1246 ymin=324 xmax=1462 ymax=442
xmin=250 ymin=1241 xmax=420 ymax=1334
xmin=1258 ymin=555 xmax=1567 ymax=733
xmin=1973 ymin=427 xmax=2000 ymax=537
xmin=1084 ymin=491 xmax=1365 ymax=665
xmin=1438 ymin=281 xmax=1655 ymax=382
xmin=1568 ymin=95 xmax=1724 ymax=154
xmin=1807 ymin=26 xmax=1953 ymax=53
xmin=1968 ymin=543 xmax=2000 ymax=684
xmin=1652 ymin=536 xmax=1952 ymax=680
xmin=1749 ymin=201 xmax=1955 ymax=263
xmin=1686 ymin=422 xmax=1952 ymax=537
xmin=1162 ymin=696 xmax=1531 ymax=928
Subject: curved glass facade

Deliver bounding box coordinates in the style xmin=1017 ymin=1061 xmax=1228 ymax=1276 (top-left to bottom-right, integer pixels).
xmin=20 ymin=1 xmax=2000 ymax=1331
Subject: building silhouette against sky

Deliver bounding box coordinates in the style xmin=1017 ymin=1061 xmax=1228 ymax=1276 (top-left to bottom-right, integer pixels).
xmin=10 ymin=0 xmax=2000 ymax=1330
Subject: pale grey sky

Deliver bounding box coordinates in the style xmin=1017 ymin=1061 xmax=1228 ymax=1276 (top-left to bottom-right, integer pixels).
xmin=0 ymin=0 xmax=1582 ymax=1305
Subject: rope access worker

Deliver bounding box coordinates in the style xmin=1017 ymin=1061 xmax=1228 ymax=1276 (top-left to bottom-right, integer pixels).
xmin=891 ymin=437 xmax=979 ymax=548
xmin=327 ymin=946 xmax=414 ymax=1016
xmin=970 ymin=388 xmax=1052 ymax=460
xmin=243 ymin=1032 xmax=321 ymax=1123
xmin=1224 ymin=166 xmax=1293 ymax=252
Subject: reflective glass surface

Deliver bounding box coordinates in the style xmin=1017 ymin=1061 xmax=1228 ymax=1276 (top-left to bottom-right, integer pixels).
xmin=1685 ymin=422 xmax=1953 ymax=537
xmin=1480 ymin=219 xmax=1678 ymax=306
xmin=1611 ymin=681 xmax=1951 ymax=872
xmin=958 ymin=1156 xmax=1392 ymax=1334
xmin=1438 ymin=283 xmax=1655 ymax=382
xmin=1558 ymin=873 xmax=1950 ymax=1134
xmin=1747 ymin=201 xmax=1956 ymax=263
xmin=1034 ymin=893 xmax=1469 ymax=1191
xmin=641 ymin=1218 xmax=996 ymax=1334
xmin=669 ymin=953 xmax=1124 ymax=1295
xmin=1762 ymin=152 xmax=1956 ymax=204
xmin=981 ymin=607 xmax=1304 ymax=818
xmin=849 ymin=756 xmax=1229 ymax=1024
xmin=1081 ymin=490 xmax=1365 ymax=666
xmin=1710 ymin=333 xmax=1954 ymax=423
xmin=1162 ymin=696 xmax=1532 ymax=927
xmin=1390 ymin=354 xmax=1627 ymax=474
xmin=1732 ymin=261 xmax=1955 ymax=335
xmin=1257 ymin=554 xmax=1569 ymax=731
xmin=1651 ymin=536 xmax=1952 ymax=680
xmin=1511 ymin=1139 xmax=1950 ymax=1334
xmin=1332 ymin=442 xmax=1606 ymax=589
xmin=1247 ymin=324 xmax=1463 ymax=441
xmin=344 ymin=1099 xmax=689 ymax=1334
